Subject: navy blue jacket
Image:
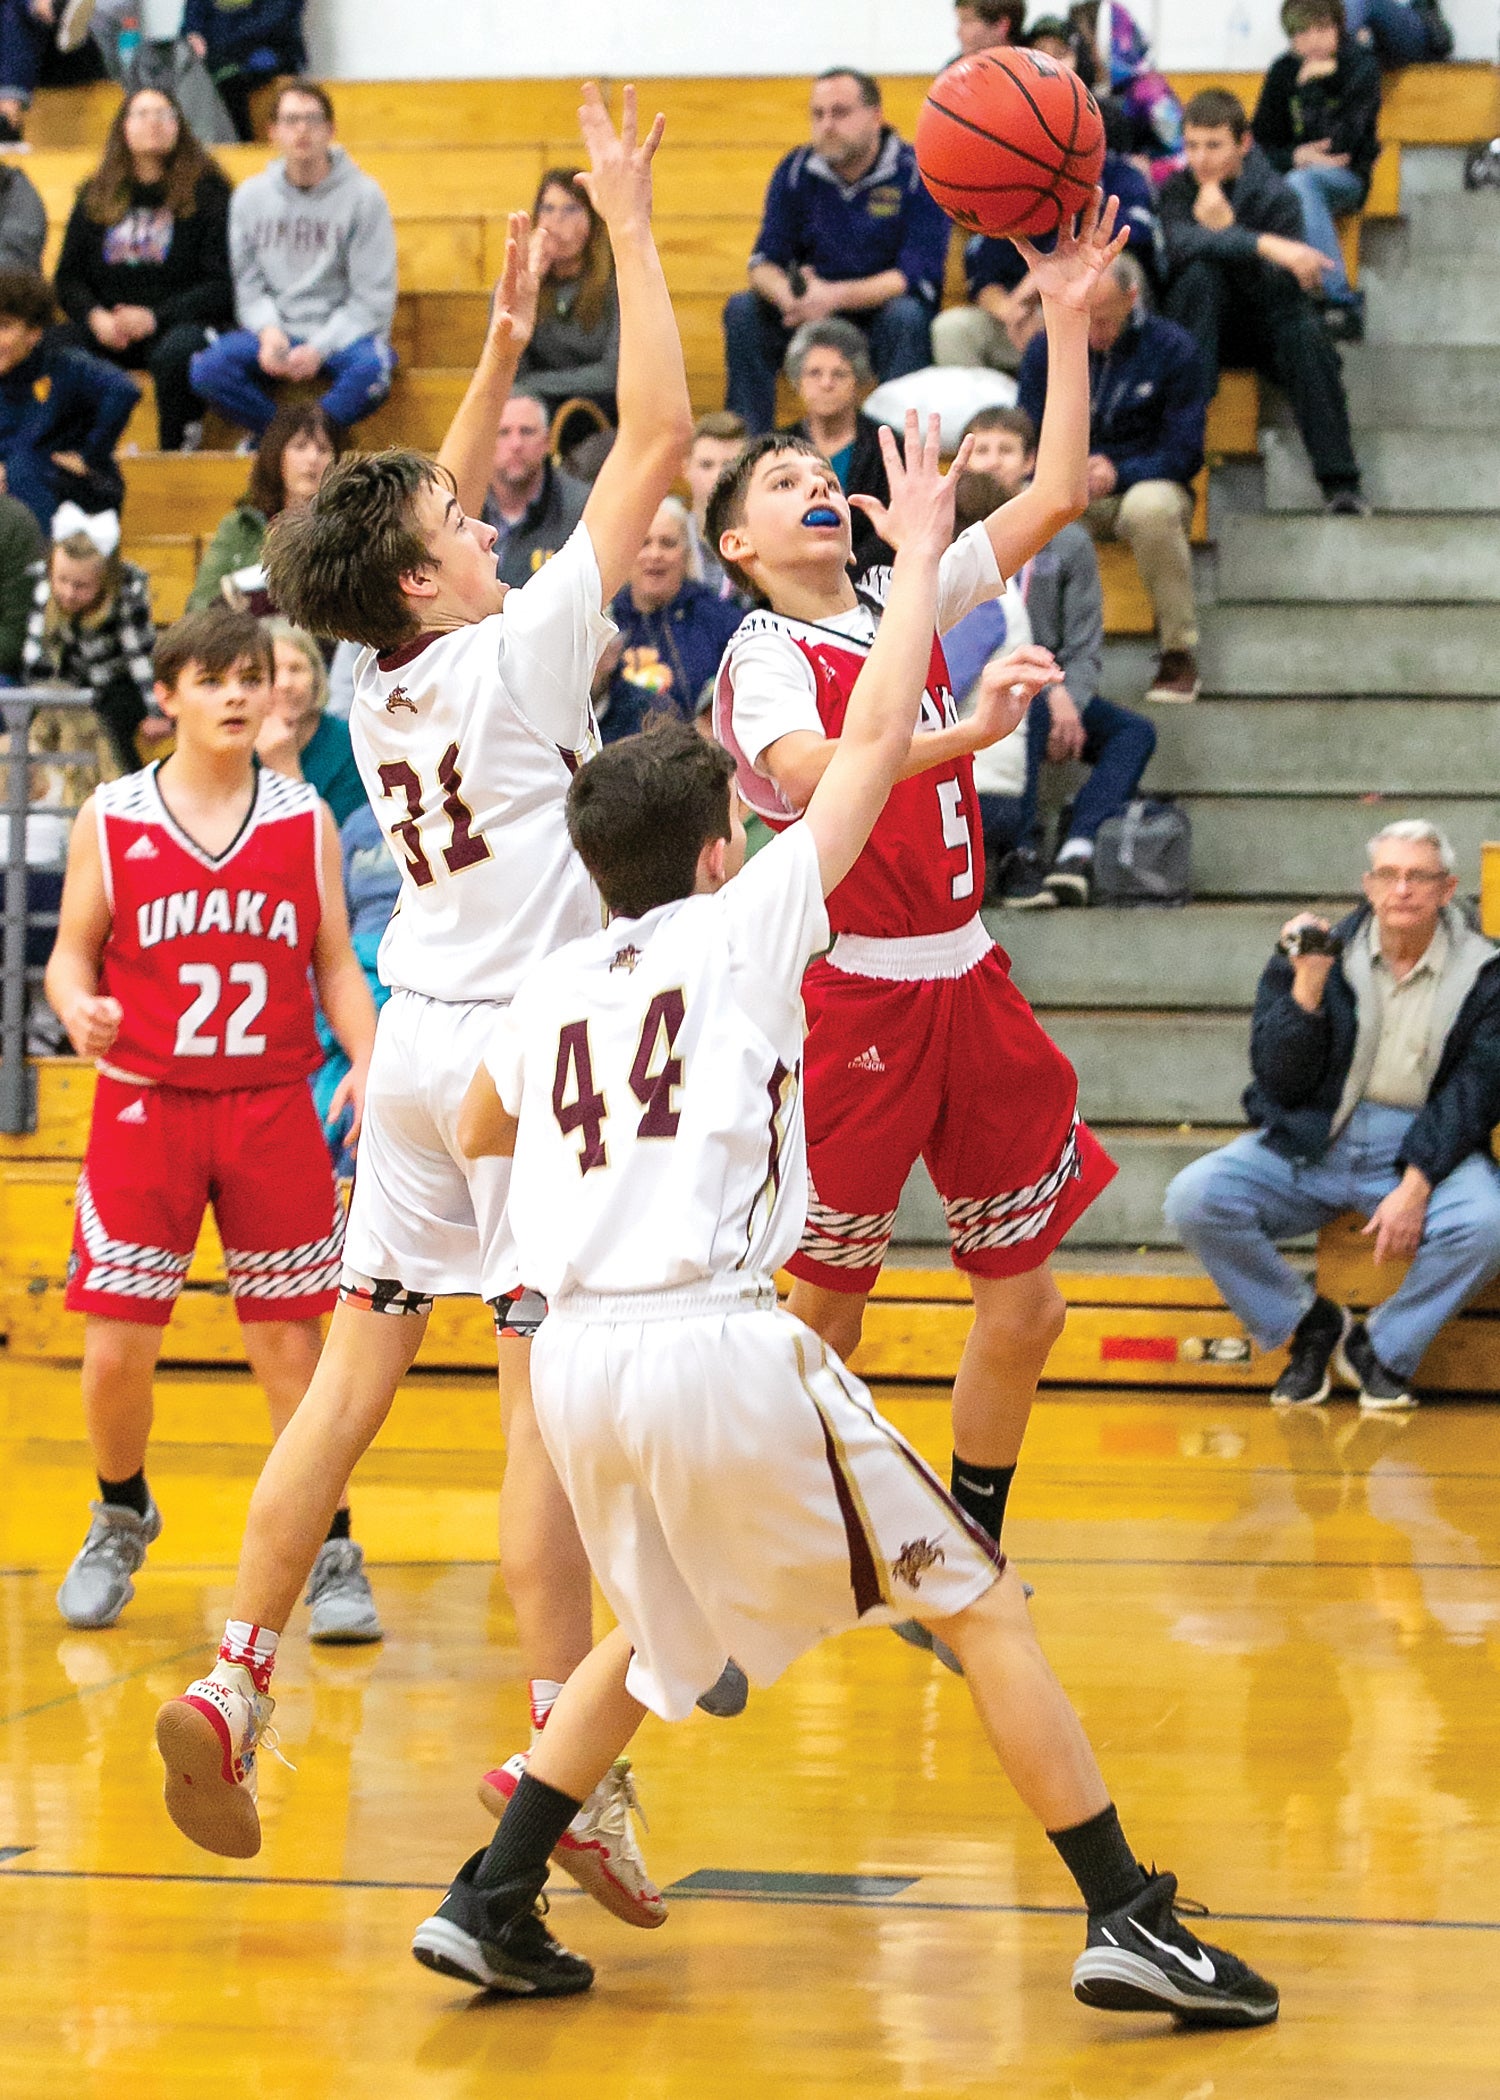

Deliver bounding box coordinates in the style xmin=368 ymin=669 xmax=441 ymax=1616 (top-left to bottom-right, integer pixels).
xmin=182 ymin=0 xmax=306 ymax=69
xmin=1245 ymin=905 xmax=1500 ymax=1183
xmin=601 ymin=580 xmax=745 ymax=743
xmin=1018 ymin=307 xmax=1207 ymax=493
xmin=0 ymin=334 xmax=140 ymax=492
xmin=749 ymin=128 xmax=950 ymax=311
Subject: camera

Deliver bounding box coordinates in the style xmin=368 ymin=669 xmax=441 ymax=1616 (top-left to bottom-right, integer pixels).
xmin=1280 ymin=924 xmax=1343 ymax=960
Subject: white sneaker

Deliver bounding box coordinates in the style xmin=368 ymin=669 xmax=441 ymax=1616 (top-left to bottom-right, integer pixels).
xmin=479 ymin=1751 xmax=666 ymax=1928
xmin=155 ymin=1663 xmax=276 ymax=1858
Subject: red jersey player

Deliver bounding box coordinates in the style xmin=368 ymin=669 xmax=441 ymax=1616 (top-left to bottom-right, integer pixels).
xmin=44 ymin=605 xmax=377 ymax=1638
xmin=711 ymin=196 xmax=1128 ymax=1656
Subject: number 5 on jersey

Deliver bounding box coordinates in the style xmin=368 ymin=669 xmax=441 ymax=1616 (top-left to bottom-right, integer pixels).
xmin=553 ymin=992 xmax=686 ymax=1173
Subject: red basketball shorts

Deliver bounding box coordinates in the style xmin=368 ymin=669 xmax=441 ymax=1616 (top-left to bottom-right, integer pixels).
xmin=66 ymin=1074 xmax=343 ymax=1327
xmin=790 ymin=945 xmax=1116 ymax=1293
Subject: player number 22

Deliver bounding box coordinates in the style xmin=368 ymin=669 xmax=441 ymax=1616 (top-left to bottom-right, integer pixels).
xmin=377 ymin=743 xmax=492 ymax=888
xmin=174 ymin=962 xmax=268 ymax=1057
xmin=553 ymin=991 xmax=686 ymax=1174
xmin=936 ymin=779 xmax=975 ymax=902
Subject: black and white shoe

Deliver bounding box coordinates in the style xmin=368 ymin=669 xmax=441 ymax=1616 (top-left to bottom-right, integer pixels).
xmin=1073 ymin=1870 xmax=1280 ymax=2028
xmin=995 ymin=848 xmax=1057 ymax=910
xmin=411 ymin=1849 xmax=594 ymax=1996
xmin=1335 ymin=1320 xmax=1416 ymax=1412
xmin=1044 ymin=856 xmax=1092 ymax=908
xmin=1270 ymin=1295 xmax=1350 ymax=1407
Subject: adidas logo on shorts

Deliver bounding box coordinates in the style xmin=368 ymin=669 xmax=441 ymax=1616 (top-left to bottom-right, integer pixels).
xmin=849 ymin=1045 xmax=886 ymax=1074
xmin=124 ymin=835 xmax=158 ymax=860
xmin=116 ymin=1097 xmax=149 ymax=1125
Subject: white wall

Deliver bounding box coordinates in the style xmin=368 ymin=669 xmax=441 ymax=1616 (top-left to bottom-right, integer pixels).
xmin=302 ymin=0 xmax=1499 ymax=82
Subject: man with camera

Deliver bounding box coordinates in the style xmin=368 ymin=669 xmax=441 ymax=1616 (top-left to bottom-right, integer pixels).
xmin=1165 ymin=821 xmax=1500 ymax=1411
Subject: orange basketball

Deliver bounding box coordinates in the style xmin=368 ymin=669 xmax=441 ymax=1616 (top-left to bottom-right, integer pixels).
xmin=915 ymin=48 xmax=1106 ymax=240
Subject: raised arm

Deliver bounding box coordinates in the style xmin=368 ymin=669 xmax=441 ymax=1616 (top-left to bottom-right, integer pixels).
xmin=435 ymin=212 xmax=543 ymax=522
xmin=578 ymin=83 xmax=695 ymax=602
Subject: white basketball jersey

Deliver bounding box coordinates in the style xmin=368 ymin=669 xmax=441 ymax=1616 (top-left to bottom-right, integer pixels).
xmin=350 ymin=524 xmax=613 ymax=1004
xmin=487 ymin=825 xmax=830 ymax=1302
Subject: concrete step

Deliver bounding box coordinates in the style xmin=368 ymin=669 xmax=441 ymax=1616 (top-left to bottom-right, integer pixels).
xmin=1045 ymin=1010 xmax=1249 ymax=1124
xmin=993 ymin=903 xmax=1289 ymax=1009
xmin=1176 ymin=793 xmax=1500 ymax=898
xmin=1337 ymin=346 xmax=1500 ymax=433
xmin=1215 ymin=514 xmax=1500 ymax=603
xmin=1363 ymin=196 xmax=1500 ymax=262
xmin=1397 ymin=148 xmax=1471 ymax=201
xmin=1145 ymin=698 xmax=1500 ymax=796
xmin=895 ymin=1127 xmax=1230 ymax=1249
xmin=1262 ymin=426 xmax=1500 ymax=513
xmin=1199 ymin=603 xmax=1500 ymax=694
xmin=1360 ymin=261 xmax=1500 ymax=346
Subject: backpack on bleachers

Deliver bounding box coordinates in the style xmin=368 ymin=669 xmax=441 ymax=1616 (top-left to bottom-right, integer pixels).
xmin=1093 ymin=798 xmax=1191 ymax=908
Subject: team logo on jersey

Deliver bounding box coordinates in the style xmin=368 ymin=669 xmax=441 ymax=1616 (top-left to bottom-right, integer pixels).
xmin=385 ymin=685 xmax=419 ymax=715
xmin=124 ymin=834 xmax=159 ymax=861
xmin=116 ymin=1097 xmax=149 ymax=1126
xmin=609 ymin=944 xmax=642 ymax=974
xmin=893 ymin=1538 xmax=946 ymax=1590
xmin=849 ymin=1044 xmax=885 ymax=1073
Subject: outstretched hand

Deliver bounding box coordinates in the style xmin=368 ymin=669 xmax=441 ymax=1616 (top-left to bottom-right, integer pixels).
xmin=1014 ymin=190 xmax=1129 ymax=312
xmin=849 ymin=412 xmax=974 ymax=557
xmin=487 ymin=210 xmax=544 ymax=360
xmin=969 ymin=645 xmax=1062 ymax=750
xmin=576 ymin=82 xmax=666 ymax=233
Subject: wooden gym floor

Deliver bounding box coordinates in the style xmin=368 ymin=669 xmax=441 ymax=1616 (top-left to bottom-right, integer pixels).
xmin=3 ymin=1364 xmax=1499 ymax=2098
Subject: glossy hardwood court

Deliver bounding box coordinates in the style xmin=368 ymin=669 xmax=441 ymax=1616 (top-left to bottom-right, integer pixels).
xmin=3 ymin=1367 xmax=1499 ymax=2099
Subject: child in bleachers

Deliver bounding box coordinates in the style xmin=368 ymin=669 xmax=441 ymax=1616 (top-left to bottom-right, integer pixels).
xmin=0 ymin=267 xmax=139 ymax=533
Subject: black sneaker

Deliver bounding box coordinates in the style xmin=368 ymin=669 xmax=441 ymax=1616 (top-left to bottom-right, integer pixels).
xmin=1073 ymin=1870 xmax=1280 ymax=2028
xmin=411 ymin=1849 xmax=594 ymax=1996
xmin=1335 ymin=1320 xmax=1416 ymax=1412
xmin=1320 ymin=292 xmax=1366 ymax=343
xmin=996 ymin=847 xmax=1057 ymax=910
xmin=1323 ymin=486 xmax=1372 ymax=517
xmin=1044 ymin=857 xmax=1092 ymax=907
xmin=1270 ymin=1295 xmax=1350 ymax=1407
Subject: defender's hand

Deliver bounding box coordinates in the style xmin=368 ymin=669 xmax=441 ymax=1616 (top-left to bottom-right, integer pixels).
xmin=485 ymin=211 xmax=544 ymax=360
xmin=1015 ymin=190 xmax=1128 ymax=312
xmin=970 ymin=645 xmax=1061 ymax=749
xmin=849 ymin=412 xmax=973 ymax=558
xmin=576 ymin=82 xmax=666 ymax=235
xmin=328 ymin=1061 xmax=367 ymax=1150
xmin=64 ymin=994 xmax=123 ymax=1059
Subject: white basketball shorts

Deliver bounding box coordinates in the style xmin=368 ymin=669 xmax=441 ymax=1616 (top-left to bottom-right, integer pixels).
xmin=531 ymin=1288 xmax=1004 ymax=1721
xmin=342 ymin=988 xmax=520 ymax=1304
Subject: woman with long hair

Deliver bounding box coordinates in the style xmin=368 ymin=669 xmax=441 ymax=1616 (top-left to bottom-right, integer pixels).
xmin=516 ymin=166 xmax=620 ymax=440
xmin=187 ymin=401 xmax=344 ymax=612
xmin=54 ymin=85 xmax=233 ymax=450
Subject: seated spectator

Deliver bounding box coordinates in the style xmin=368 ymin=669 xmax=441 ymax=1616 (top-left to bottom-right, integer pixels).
xmin=189 ymin=79 xmax=397 ymax=441
xmin=0 ymin=268 xmax=139 ymax=532
xmin=0 ymin=482 xmax=42 ymax=674
xmin=1072 ymin=1 xmax=1185 ymax=183
xmin=21 ymin=505 xmax=164 ymax=778
xmin=54 ymin=86 xmax=234 ymax=452
xmin=723 ymin=68 xmax=949 ymax=434
xmin=1253 ymin=1 xmax=1381 ymax=339
xmin=187 ymin=400 xmax=343 ymax=611
xmin=479 ymin=390 xmax=588 ymax=589
xmin=594 ymin=496 xmax=744 ymax=744
xmin=1161 ymin=89 xmax=1367 ymax=516
xmin=183 ymin=0 xmax=307 ymax=142
xmin=1019 ymin=251 xmax=1208 ymax=702
xmin=256 ymin=619 xmax=365 ymax=824
xmin=0 ymin=0 xmax=94 ymax=143
xmin=1165 ymin=821 xmax=1500 ymax=1414
xmin=781 ymin=319 xmax=890 ymax=573
xmin=1027 ymin=12 xmax=1098 ymax=73
xmin=953 ymin=0 xmax=1024 ymax=55
xmin=1344 ymin=0 xmax=1453 ymax=68
xmin=0 ymin=156 xmax=45 ymax=270
xmin=681 ymin=409 xmax=748 ymax=600
xmin=945 ymin=416 xmax=1156 ymax=909
xmin=516 ymin=169 xmax=619 ymax=436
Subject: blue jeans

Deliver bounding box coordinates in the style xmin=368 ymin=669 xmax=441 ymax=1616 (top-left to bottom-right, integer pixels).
xmin=188 ymin=330 xmax=396 ymax=438
xmin=723 ymin=289 xmax=933 ymax=435
xmin=1286 ymin=164 xmax=1368 ymax=303
xmin=1344 ymin=0 xmax=1438 ymax=66
xmin=976 ymin=690 xmax=1157 ymax=867
xmin=1164 ymin=1102 xmax=1500 ymax=1378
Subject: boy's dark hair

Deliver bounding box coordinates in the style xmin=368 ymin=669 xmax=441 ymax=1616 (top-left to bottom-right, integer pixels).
xmin=693 ymin=410 xmax=747 ymax=446
xmin=960 ymin=0 xmax=1026 ymax=31
xmin=1183 ymin=88 xmax=1250 ymax=140
xmin=566 ymin=718 xmax=737 ymax=921
xmin=954 ymin=470 xmax=1008 ymax=537
xmin=704 ymin=432 xmax=825 ymax=604
xmin=960 ymin=404 xmax=1037 ymax=450
xmin=273 ymin=77 xmax=335 ymax=125
xmin=155 ymin=606 xmax=273 ymax=692
xmin=0 ymin=267 xmax=55 ymax=331
xmin=264 ymin=450 xmax=447 ymax=651
xmin=816 ymin=68 xmax=882 ymax=108
xmin=1281 ymin=0 xmax=1345 ymax=32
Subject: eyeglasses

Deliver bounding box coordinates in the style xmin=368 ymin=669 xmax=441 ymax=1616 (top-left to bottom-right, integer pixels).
xmin=1367 ymin=868 xmax=1449 ymax=889
xmin=277 ymin=111 xmax=330 ymax=130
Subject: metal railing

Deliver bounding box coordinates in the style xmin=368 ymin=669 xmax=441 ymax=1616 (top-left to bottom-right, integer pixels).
xmin=2 ymin=687 xmax=96 ymax=1136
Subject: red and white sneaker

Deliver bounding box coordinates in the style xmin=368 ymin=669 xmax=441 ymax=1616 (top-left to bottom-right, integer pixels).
xmin=155 ymin=1663 xmax=276 ymax=1859
xmin=479 ymin=1752 xmax=666 ymax=1929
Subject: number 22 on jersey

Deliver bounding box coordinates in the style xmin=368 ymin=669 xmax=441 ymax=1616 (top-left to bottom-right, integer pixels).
xmin=552 ymin=991 xmax=686 ymax=1173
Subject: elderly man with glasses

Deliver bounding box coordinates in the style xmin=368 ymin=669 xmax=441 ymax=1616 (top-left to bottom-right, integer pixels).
xmin=1165 ymin=821 xmax=1500 ymax=1411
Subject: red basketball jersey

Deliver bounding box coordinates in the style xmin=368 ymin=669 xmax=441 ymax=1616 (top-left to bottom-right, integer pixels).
xmin=716 ymin=599 xmax=986 ymax=942
xmin=93 ymin=764 xmax=323 ymax=1090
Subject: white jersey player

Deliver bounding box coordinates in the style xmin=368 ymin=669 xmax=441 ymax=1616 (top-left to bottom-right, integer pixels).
xmin=155 ymin=89 xmax=696 ymax=1922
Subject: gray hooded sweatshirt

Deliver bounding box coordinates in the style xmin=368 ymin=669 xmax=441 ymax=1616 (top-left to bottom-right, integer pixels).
xmin=229 ymin=146 xmax=398 ymax=356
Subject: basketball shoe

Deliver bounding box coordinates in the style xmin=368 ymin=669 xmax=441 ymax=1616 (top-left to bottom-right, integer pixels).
xmin=478 ymin=1752 xmax=666 ymax=1927
xmin=1072 ymin=1870 xmax=1280 ymax=2027
xmin=56 ymin=1498 xmax=162 ymax=1628
xmin=304 ymin=1538 xmax=383 ymax=1643
xmin=412 ymin=1850 xmax=594 ymax=1996
xmin=155 ymin=1662 xmax=276 ymax=1858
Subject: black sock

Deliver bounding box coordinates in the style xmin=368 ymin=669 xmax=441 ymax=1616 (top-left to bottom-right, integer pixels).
xmin=951 ymin=1457 xmax=1016 ymax=1545
xmin=474 ymin=1771 xmax=583 ymax=1909
xmin=326 ymin=1507 xmax=352 ymax=1542
xmin=98 ymin=1470 xmax=150 ymax=1519
xmin=1048 ymin=1804 xmax=1149 ymax=1917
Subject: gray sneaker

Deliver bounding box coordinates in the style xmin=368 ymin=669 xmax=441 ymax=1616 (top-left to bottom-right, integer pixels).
xmin=56 ymin=1499 xmax=162 ymax=1628
xmin=304 ymin=1538 xmax=383 ymax=1644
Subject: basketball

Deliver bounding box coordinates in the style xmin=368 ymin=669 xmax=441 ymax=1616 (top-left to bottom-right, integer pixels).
xmin=915 ymin=48 xmax=1106 ymax=240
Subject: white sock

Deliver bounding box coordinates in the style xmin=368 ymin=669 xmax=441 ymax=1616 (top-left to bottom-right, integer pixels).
xmin=1055 ymin=838 xmax=1093 ymax=864
xmin=529 ymin=1676 xmax=564 ymax=1739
